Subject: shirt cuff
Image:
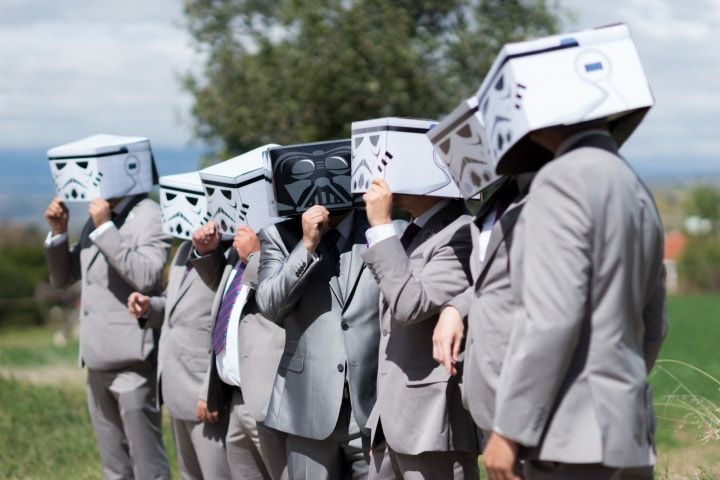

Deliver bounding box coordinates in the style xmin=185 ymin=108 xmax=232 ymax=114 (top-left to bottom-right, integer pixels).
xmin=365 ymin=223 xmax=398 ymax=247
xmin=45 ymin=231 xmax=68 ymax=248
xmin=89 ymin=221 xmax=114 ymax=242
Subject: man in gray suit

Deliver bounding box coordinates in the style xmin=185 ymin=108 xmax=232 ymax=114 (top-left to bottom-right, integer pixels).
xmin=482 ymin=127 xmax=667 ymax=480
xmin=433 ymin=176 xmax=531 ymax=448
xmin=360 ymin=178 xmax=478 ymax=479
xmin=44 ymin=194 xmax=171 ymax=480
xmin=127 ymin=238 xmax=232 ymax=480
xmin=190 ymin=221 xmax=287 ymax=480
xmin=256 ymin=204 xmax=385 ymax=480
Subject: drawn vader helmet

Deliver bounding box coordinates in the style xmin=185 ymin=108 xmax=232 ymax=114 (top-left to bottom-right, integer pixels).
xmin=475 ymin=23 xmax=654 ymax=175
xmin=351 ymin=117 xmax=461 ymax=198
xmin=47 ymin=134 xmax=156 ymax=201
xmin=266 ymin=140 xmax=353 ymax=216
xmin=159 ymin=171 xmax=207 ymax=240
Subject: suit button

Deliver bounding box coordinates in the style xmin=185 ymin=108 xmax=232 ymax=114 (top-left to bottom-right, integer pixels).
xmin=337 ymin=363 xmax=344 ymax=372
xmin=341 ymin=322 xmax=349 ymax=330
xmin=83 ymin=310 xmax=89 ymax=316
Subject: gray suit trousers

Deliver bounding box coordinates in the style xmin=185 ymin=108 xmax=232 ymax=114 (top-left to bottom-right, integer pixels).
xmin=86 ymin=363 xmax=169 ymax=480
xmin=257 ymin=423 xmax=289 ymax=480
xmin=370 ymin=442 xmax=477 ymax=480
xmin=523 ymin=462 xmax=653 ymax=480
xmin=171 ymin=416 xmax=231 ymax=480
xmin=227 ymin=389 xmax=271 ymax=480
xmin=286 ymin=397 xmax=368 ymax=480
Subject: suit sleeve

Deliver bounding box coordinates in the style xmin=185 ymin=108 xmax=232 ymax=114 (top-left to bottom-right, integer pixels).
xmin=45 ymin=236 xmax=82 ymax=289
xmin=446 ymin=286 xmax=474 ymax=319
xmin=192 ymin=248 xmax=229 ymax=291
xmin=255 ymin=227 xmax=321 ymax=322
xmin=493 ymin=169 xmax=593 ymax=447
xmin=362 ymin=221 xmax=472 ymax=325
xmin=91 ymin=202 xmax=171 ymax=293
xmin=642 ymin=263 xmax=668 ymax=372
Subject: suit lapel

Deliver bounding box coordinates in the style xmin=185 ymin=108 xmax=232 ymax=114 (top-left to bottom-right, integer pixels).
xmin=168 ymin=242 xmax=194 ymax=319
xmin=475 ymin=196 xmax=527 ymax=285
xmin=318 ymin=240 xmax=345 ymax=307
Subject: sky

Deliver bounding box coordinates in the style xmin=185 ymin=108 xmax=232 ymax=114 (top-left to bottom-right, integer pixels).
xmin=0 ymin=0 xmax=718 ymax=174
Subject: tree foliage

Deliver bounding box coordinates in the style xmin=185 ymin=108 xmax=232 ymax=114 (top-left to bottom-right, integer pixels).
xmin=183 ymin=0 xmax=562 ymax=159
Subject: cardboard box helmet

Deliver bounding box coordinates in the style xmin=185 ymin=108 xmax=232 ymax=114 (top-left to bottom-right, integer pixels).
xmin=199 ymin=144 xmax=283 ymax=239
xmin=47 ymin=134 xmax=157 ymax=202
xmin=428 ymin=97 xmax=500 ymax=199
xmin=266 ymin=140 xmax=353 ymax=216
xmin=159 ymin=171 xmax=207 ymax=240
xmin=476 ymin=23 xmax=654 ymax=175
xmin=351 ymin=117 xmax=461 ymax=198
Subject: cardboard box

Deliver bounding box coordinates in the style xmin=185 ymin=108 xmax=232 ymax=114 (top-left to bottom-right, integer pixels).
xmin=351 ymin=117 xmax=461 ymax=198
xmin=427 ymin=96 xmax=498 ymax=199
xmin=475 ymin=23 xmax=654 ymax=174
xmin=47 ymin=134 xmax=155 ymax=201
xmin=159 ymin=171 xmax=207 ymax=240
xmin=265 ymin=140 xmax=353 ymax=216
xmin=199 ymin=144 xmax=283 ymax=238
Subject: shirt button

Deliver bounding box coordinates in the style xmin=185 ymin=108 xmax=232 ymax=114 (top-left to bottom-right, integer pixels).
xmin=337 ymin=363 xmax=344 ymax=372
xmin=341 ymin=322 xmax=349 ymax=330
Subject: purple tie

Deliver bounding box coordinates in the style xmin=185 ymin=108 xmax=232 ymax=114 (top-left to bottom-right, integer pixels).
xmin=400 ymin=223 xmax=422 ymax=250
xmin=212 ymin=263 xmax=245 ymax=355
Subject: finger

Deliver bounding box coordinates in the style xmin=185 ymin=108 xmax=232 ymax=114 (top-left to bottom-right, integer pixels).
xmin=452 ymin=332 xmax=463 ymax=362
xmin=432 ymin=339 xmax=441 ymax=364
xmin=208 ymin=410 xmax=219 ymax=423
xmin=441 ymin=338 xmax=454 ymax=374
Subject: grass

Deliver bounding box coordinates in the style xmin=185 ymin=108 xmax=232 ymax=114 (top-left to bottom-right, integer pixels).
xmin=1 ymin=295 xmax=719 ymax=478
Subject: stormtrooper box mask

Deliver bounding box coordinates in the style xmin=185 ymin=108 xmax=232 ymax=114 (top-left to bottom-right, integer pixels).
xmin=351 ymin=117 xmax=461 ymax=198
xmin=428 ymin=96 xmax=499 ymax=199
xmin=266 ymin=140 xmax=353 ymax=216
xmin=199 ymin=144 xmax=282 ymax=238
xmin=159 ymin=172 xmax=207 ymax=240
xmin=475 ymin=23 xmax=654 ymax=175
xmin=47 ymin=134 xmax=156 ymax=202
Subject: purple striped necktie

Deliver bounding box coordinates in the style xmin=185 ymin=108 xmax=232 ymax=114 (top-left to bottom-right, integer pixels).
xmin=211 ymin=262 xmax=245 ymax=355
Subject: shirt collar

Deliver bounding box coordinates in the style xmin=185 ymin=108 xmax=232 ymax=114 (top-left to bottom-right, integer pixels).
xmin=413 ymin=199 xmax=450 ymax=228
xmin=556 ymin=129 xmax=612 ymax=158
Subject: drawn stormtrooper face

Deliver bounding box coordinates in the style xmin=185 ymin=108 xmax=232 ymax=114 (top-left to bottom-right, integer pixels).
xmin=433 ymin=115 xmax=498 ymax=198
xmin=49 ymin=158 xmax=103 ymax=201
xmin=160 ymin=188 xmax=207 ymax=240
xmin=272 ymin=142 xmax=352 ymax=214
xmin=351 ymin=133 xmax=383 ymax=192
xmin=480 ymin=71 xmax=527 ymax=163
xmin=204 ymin=183 xmax=249 ymax=235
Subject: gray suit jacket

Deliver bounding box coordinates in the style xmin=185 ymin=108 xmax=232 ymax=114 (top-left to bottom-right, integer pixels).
xmin=142 ymin=240 xmax=217 ymax=421
xmin=45 ymin=195 xmax=170 ymax=370
xmin=192 ymin=247 xmax=286 ymax=422
xmin=362 ymin=201 xmax=478 ymax=455
xmin=256 ymin=212 xmax=388 ymax=440
xmin=449 ymin=180 xmax=527 ymax=437
xmin=494 ymin=133 xmax=668 ymax=467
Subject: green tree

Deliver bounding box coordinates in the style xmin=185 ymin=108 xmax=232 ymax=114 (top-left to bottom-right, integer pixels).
xmin=685 ymin=184 xmax=720 ymax=223
xmin=183 ymin=0 xmax=562 ymax=159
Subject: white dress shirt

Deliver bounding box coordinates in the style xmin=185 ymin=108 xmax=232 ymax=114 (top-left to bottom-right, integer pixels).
xmin=477 ymin=208 xmax=496 ymax=264
xmin=215 ymin=261 xmax=250 ymax=387
xmin=365 ymin=199 xmax=449 ymax=247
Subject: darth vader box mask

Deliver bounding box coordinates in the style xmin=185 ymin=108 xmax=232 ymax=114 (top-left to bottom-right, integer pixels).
xmin=159 ymin=171 xmax=207 ymax=240
xmin=199 ymin=144 xmax=284 ymax=239
xmin=265 ymin=140 xmax=353 ymax=216
xmin=428 ymin=97 xmax=498 ymax=199
xmin=47 ymin=134 xmax=156 ymax=202
xmin=351 ymin=117 xmax=461 ymax=198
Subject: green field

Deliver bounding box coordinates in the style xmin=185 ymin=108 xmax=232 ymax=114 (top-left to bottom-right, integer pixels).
xmin=0 ymin=295 xmax=719 ymax=478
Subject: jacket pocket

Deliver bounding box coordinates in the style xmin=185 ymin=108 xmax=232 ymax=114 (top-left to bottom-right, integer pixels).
xmin=404 ymin=364 xmax=450 ymax=386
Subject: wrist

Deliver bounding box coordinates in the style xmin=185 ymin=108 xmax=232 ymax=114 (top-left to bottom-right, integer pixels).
xmin=369 ymin=216 xmax=392 ymax=228
xmin=51 ymin=226 xmax=67 ymax=236
xmin=302 ymin=238 xmax=318 ymax=253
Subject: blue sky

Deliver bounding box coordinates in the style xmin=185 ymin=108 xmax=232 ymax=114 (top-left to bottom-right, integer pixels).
xmin=0 ymin=0 xmax=718 ymax=175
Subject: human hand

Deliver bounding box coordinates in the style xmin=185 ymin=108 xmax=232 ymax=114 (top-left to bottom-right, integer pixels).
xmin=196 ymin=400 xmax=219 ymax=423
xmin=127 ymin=292 xmax=151 ymax=319
xmin=432 ymin=306 xmax=465 ymax=376
xmin=233 ymin=226 xmax=260 ymax=263
xmin=363 ymin=179 xmax=393 ymax=227
xmin=192 ymin=221 xmax=221 ymax=256
xmin=88 ymin=199 xmax=111 ymax=228
xmin=301 ymin=205 xmax=330 ymax=253
xmin=483 ymin=432 xmax=521 ymax=480
xmin=45 ymin=197 xmax=69 ymax=235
